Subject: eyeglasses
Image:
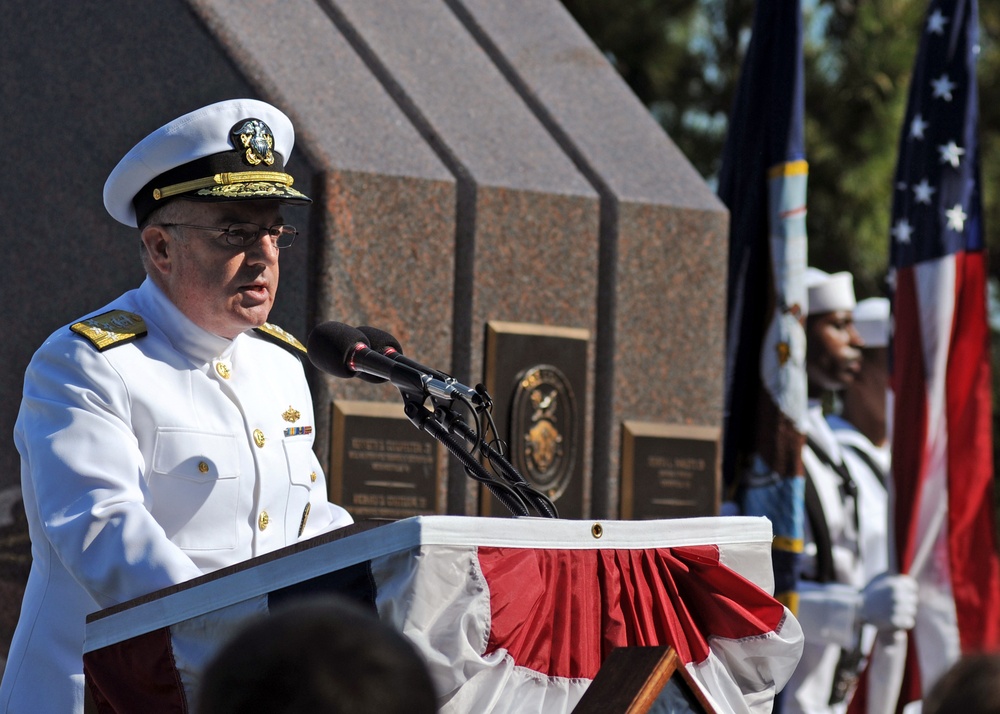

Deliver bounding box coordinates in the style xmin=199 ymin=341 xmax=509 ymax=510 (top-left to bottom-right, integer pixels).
xmin=158 ymin=222 xmax=298 ymax=248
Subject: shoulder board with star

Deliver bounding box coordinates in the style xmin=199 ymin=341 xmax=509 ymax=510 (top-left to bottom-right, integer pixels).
xmin=254 ymin=322 xmax=308 ymax=356
xmin=70 ymin=310 xmax=148 ymax=351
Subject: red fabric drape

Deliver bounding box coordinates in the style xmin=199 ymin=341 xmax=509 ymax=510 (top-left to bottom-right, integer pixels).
xmin=479 ymin=544 xmax=787 ymax=680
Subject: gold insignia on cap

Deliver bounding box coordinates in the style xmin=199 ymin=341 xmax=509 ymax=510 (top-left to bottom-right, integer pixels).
xmin=195 ymin=182 xmax=307 ymax=201
xmin=233 ymin=118 xmax=276 ymax=166
xmin=282 ymin=406 xmax=301 ymax=423
xmin=71 ymin=310 xmax=147 ymax=351
xmin=154 ymin=171 xmax=296 ymax=202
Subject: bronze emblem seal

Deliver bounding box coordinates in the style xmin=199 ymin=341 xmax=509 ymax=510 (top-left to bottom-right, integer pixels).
xmin=509 ymin=364 xmax=576 ymax=500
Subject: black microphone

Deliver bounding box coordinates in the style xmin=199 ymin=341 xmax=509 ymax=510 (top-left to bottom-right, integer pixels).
xmin=356 ymin=325 xmax=480 ymax=403
xmin=307 ymin=323 xmax=386 ymax=385
xmin=307 ymin=322 xmax=427 ymax=396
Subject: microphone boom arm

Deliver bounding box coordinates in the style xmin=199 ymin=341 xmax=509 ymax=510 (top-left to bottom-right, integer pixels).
xmin=435 ymin=405 xmax=559 ymax=518
xmin=399 ymin=394 xmax=533 ymax=518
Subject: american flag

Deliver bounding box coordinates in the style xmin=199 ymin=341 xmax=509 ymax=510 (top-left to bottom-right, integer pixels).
xmin=719 ymin=1 xmax=808 ymax=615
xmin=888 ymin=0 xmax=1000 ymax=706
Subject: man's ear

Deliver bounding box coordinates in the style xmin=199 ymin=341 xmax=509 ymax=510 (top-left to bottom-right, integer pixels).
xmin=140 ymin=225 xmax=174 ymax=276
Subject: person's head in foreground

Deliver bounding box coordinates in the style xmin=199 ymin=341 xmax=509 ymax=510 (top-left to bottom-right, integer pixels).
xmin=197 ymin=596 xmax=438 ymax=714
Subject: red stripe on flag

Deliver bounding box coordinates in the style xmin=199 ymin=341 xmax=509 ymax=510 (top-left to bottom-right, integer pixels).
xmin=890 ymin=266 xmax=930 ymax=574
xmin=478 ymin=545 xmax=786 ymax=680
xmin=890 ymin=264 xmax=932 ymax=710
xmin=945 ymin=250 xmax=1000 ymax=651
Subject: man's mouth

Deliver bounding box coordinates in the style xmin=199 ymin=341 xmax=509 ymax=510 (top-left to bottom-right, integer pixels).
xmin=239 ymin=283 xmax=270 ymax=302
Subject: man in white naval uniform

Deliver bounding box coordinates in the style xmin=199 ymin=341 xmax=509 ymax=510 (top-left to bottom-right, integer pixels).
xmin=784 ymin=270 xmax=916 ymax=714
xmin=0 ymin=99 xmax=353 ymax=713
xmin=827 ymin=297 xmax=892 ymax=577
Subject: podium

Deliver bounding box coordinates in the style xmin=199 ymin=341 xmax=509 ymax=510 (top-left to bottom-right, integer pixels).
xmin=83 ymin=516 xmax=802 ymax=713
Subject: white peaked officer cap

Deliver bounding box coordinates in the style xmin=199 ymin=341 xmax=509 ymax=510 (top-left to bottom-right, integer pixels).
xmin=104 ymin=98 xmax=311 ymax=228
xmin=805 ymin=268 xmax=856 ymax=316
xmin=853 ymin=297 xmax=891 ymax=348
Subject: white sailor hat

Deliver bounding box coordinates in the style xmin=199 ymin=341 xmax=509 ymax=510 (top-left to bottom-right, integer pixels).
xmin=853 ymin=297 xmax=890 ymax=347
xmin=104 ymin=98 xmax=311 ymax=228
xmin=805 ymin=268 xmax=856 ymax=316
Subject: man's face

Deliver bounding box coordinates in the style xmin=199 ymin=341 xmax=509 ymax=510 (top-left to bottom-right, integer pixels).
xmin=806 ymin=310 xmax=864 ymax=392
xmin=147 ymin=200 xmax=284 ymax=339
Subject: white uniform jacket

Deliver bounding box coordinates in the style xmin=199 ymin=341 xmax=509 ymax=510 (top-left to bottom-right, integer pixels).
xmin=828 ymin=414 xmax=890 ymax=585
xmin=0 ymin=278 xmax=353 ymax=713
xmin=784 ymin=404 xmax=888 ymax=714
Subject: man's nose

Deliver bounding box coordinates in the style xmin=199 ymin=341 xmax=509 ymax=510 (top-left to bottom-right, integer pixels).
xmin=848 ymin=323 xmax=865 ymax=348
xmin=248 ymin=232 xmax=281 ymax=261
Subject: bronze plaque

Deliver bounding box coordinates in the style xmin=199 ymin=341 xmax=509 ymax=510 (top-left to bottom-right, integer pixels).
xmin=329 ymin=400 xmax=444 ymax=519
xmin=482 ymin=321 xmax=590 ymax=518
xmin=620 ymin=422 xmax=720 ymax=520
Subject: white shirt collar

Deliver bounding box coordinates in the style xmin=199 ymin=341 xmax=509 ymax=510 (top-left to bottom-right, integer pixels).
xmin=134 ymin=277 xmax=239 ymax=364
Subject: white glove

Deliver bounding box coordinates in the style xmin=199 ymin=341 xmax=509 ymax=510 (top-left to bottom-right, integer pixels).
xmin=860 ymin=572 xmax=918 ymax=631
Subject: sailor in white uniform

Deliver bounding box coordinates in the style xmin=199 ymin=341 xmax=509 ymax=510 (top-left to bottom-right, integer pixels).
xmin=785 ymin=271 xmax=916 ymax=714
xmin=0 ymin=99 xmax=353 ymax=713
xmin=827 ymin=297 xmax=893 ymax=583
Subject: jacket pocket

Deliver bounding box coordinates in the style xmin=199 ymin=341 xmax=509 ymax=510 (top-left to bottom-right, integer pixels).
xmin=148 ymin=428 xmax=241 ymax=550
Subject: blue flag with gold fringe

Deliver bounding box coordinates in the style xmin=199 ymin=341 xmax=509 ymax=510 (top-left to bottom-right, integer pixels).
xmin=718 ymin=0 xmax=808 ymax=615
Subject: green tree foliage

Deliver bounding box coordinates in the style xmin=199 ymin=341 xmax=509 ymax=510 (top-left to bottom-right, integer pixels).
xmin=561 ymin=0 xmax=1000 ymax=299
xmin=803 ymin=1 xmax=923 ymax=297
